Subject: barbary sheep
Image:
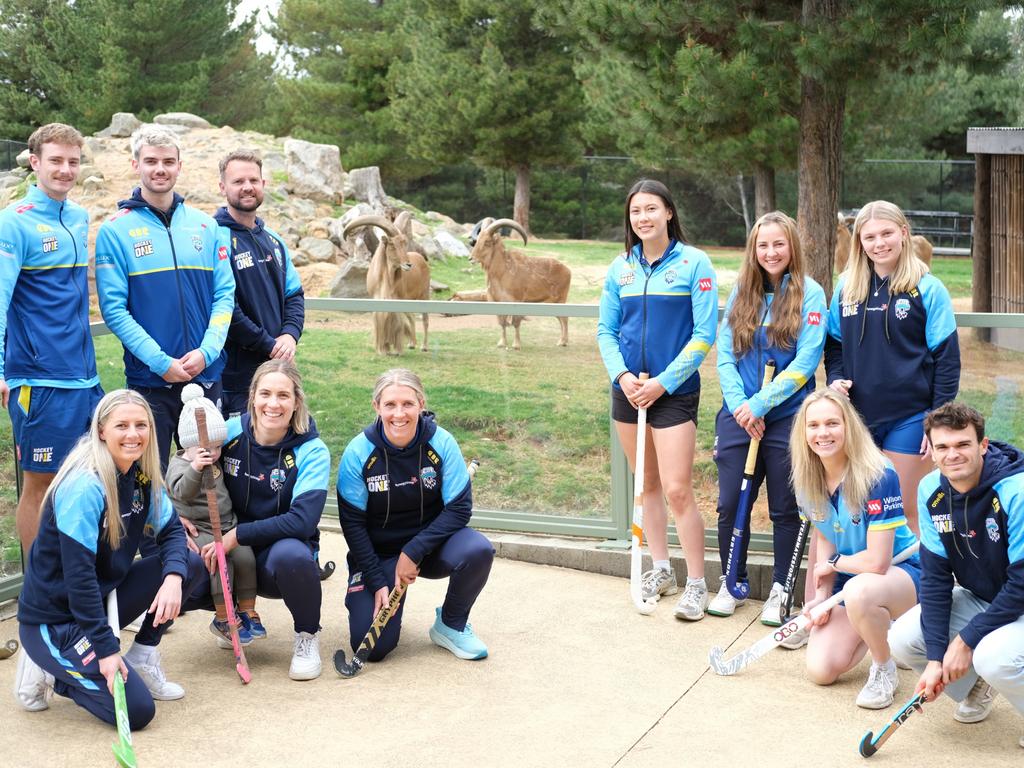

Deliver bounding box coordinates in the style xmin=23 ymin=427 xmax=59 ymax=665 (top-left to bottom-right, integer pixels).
xmin=834 ymin=213 xmax=932 ymax=272
xmin=343 ymin=211 xmax=430 ymax=355
xmin=470 ymin=218 xmax=571 ymax=350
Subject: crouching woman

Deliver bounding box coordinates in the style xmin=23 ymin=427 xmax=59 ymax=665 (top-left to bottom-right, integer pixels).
xmin=15 ymin=389 xmax=205 ymax=729
xmin=790 ymin=389 xmax=921 ymax=709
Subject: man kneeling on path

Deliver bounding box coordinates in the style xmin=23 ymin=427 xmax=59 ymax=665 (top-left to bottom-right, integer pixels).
xmin=890 ymin=401 xmax=1024 ymax=750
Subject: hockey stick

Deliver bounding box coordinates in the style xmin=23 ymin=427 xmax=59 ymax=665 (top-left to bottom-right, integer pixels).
xmin=629 ymin=373 xmax=658 ymax=615
xmin=709 ymin=542 xmax=919 ymax=676
xmin=195 ymin=409 xmax=251 ymax=684
xmin=106 ymin=590 xmax=138 ymax=768
xmin=0 ymin=639 xmax=18 ymax=660
xmin=334 ymin=459 xmax=480 ymax=678
xmin=776 ymin=518 xmax=811 ymax=626
xmin=859 ymin=692 xmax=927 ymax=757
xmin=724 ymin=360 xmax=776 ymax=599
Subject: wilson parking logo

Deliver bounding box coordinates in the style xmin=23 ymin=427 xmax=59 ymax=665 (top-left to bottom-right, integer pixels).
xmin=698 ymin=277 xmax=713 ymax=291
xmin=867 ymin=499 xmax=882 ymax=516
xmin=807 ymin=312 xmax=821 ymax=326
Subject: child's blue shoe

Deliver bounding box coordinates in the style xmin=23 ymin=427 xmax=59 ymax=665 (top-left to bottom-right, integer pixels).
xmin=210 ymin=617 xmax=253 ymax=649
xmin=428 ymin=607 xmax=488 ymax=660
xmin=238 ymin=611 xmax=267 ymax=640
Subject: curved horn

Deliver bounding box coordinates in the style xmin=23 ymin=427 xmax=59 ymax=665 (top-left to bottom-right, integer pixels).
xmin=342 ymin=215 xmax=399 ymax=240
xmin=394 ymin=210 xmax=413 ymax=235
xmin=481 ymin=218 xmax=527 ymax=245
xmin=468 ymin=217 xmax=494 ymax=247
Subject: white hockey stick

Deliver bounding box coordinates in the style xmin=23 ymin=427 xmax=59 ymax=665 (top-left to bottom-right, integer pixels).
xmin=629 ymin=373 xmax=657 ymax=615
xmin=709 ymin=542 xmax=920 ymax=675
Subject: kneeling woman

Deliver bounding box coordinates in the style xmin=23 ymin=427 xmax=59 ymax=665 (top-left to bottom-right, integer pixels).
xmin=16 ymin=390 xmax=204 ymax=729
xmin=790 ymin=389 xmax=920 ymax=709
xmin=337 ymin=368 xmax=493 ymax=662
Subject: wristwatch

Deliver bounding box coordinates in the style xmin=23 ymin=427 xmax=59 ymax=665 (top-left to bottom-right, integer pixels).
xmin=827 ymin=551 xmax=842 ymax=570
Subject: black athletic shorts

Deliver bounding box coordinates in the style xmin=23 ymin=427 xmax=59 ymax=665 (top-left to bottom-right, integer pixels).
xmin=611 ymin=386 xmax=700 ymax=428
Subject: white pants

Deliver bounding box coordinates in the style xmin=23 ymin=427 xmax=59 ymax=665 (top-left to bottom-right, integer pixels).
xmin=889 ymin=586 xmax=1024 ymax=715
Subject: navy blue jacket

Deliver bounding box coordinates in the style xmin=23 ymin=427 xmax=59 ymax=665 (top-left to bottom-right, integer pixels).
xmin=221 ymin=414 xmax=330 ymax=550
xmin=337 ymin=413 xmax=472 ymax=593
xmin=18 ymin=465 xmax=188 ymax=659
xmin=213 ymin=207 xmax=304 ymax=392
xmin=918 ymin=441 xmax=1024 ymax=658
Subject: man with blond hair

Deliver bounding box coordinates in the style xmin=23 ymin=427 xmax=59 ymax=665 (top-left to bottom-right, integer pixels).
xmin=214 ymin=149 xmax=304 ymax=419
xmin=95 ymin=125 xmax=235 ymax=472
xmin=0 ymin=123 xmax=102 ymax=552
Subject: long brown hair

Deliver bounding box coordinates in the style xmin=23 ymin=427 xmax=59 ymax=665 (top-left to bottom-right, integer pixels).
xmin=728 ymin=211 xmax=806 ymax=356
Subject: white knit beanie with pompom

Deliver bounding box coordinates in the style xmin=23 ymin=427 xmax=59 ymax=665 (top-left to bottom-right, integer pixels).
xmin=177 ymin=383 xmax=227 ymax=448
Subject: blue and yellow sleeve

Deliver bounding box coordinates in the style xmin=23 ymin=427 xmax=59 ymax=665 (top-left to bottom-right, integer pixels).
xmin=657 ymin=252 xmax=717 ymax=393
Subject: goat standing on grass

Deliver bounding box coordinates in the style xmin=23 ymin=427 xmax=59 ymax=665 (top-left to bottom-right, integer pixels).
xmin=470 ymin=218 xmax=571 ymax=350
xmin=344 ymin=212 xmax=430 ymax=355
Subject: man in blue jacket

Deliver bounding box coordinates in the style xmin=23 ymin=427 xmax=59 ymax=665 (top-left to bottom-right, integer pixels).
xmin=214 ymin=149 xmax=304 ymax=418
xmin=0 ymin=123 xmax=102 ymax=552
xmin=95 ymin=126 xmax=235 ymax=468
xmin=890 ymin=401 xmax=1024 ymax=750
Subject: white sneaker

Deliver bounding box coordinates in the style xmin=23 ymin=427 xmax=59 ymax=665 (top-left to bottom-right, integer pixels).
xmin=13 ymin=651 xmax=54 ymax=712
xmin=778 ymin=624 xmax=809 ymax=650
xmin=707 ymin=577 xmax=744 ymax=617
xmin=856 ymin=659 xmax=899 ymax=709
xmin=640 ymin=568 xmax=678 ymax=601
xmin=954 ymin=677 xmax=996 ymax=724
xmin=761 ymin=582 xmax=785 ymax=626
xmin=289 ymin=631 xmax=321 ymax=681
xmin=129 ymin=646 xmax=185 ymax=701
xmin=673 ymin=580 xmax=709 ymax=621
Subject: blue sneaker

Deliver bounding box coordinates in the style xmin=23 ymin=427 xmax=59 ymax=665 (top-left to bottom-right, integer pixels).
xmin=428 ymin=607 xmax=488 ymax=660
xmin=210 ymin=617 xmax=253 ymax=649
xmin=238 ymin=610 xmax=267 ymax=640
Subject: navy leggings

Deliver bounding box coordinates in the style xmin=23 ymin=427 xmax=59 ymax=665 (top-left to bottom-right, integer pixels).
xmin=185 ymin=537 xmax=322 ymax=634
xmin=19 ymin=551 xmax=206 ymax=730
xmin=714 ymin=408 xmax=802 ymax=586
xmin=345 ymin=527 xmax=494 ymax=662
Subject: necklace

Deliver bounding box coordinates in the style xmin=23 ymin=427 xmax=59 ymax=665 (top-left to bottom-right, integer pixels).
xmin=872 ymin=274 xmax=891 ymax=297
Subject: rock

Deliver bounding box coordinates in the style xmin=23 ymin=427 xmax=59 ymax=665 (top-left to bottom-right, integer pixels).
xmin=305 ymin=217 xmax=333 ymax=240
xmin=430 ymin=280 xmax=449 ymax=293
xmin=339 ymin=203 xmax=379 ymax=230
xmin=82 ymin=176 xmax=104 ymax=192
xmin=298 ymin=236 xmax=338 ymax=264
xmin=288 ymin=197 xmax=317 ymax=221
xmin=345 ymin=166 xmax=387 ymax=207
xmin=96 ymin=113 xmax=142 ymax=138
xmin=284 ymin=138 xmax=344 ymax=204
xmin=409 ymin=218 xmax=431 ymax=237
xmin=329 ymin=260 xmax=370 ymax=298
xmin=0 ymin=176 xmax=21 ymax=190
xmin=424 ymin=211 xmax=459 ymax=229
xmin=291 ymin=250 xmax=309 ymax=267
xmin=78 ymin=165 xmax=102 ymax=180
xmin=351 ymin=235 xmax=374 ymax=264
xmin=413 ymin=236 xmax=442 ymax=261
xmin=154 ymin=112 xmax=212 ymax=130
xmin=16 ymin=149 xmax=29 ymax=168
xmin=434 ymin=230 xmax=471 ymax=258
xmin=262 ymin=151 xmax=287 ymax=181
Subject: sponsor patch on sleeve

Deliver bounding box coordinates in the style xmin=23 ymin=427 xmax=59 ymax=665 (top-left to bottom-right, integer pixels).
xmin=218 ymin=245 xmax=228 ymax=260
xmin=807 ymin=311 xmax=821 ymax=326
xmin=698 ymin=277 xmax=713 ymax=292
xmin=867 ymin=499 xmax=882 ymax=516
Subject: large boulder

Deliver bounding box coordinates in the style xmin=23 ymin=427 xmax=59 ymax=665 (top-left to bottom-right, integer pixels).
xmin=298 ymin=236 xmax=338 ymax=264
xmin=434 ymin=230 xmax=471 ymax=258
xmin=96 ymin=113 xmax=142 ymax=138
xmin=329 ymin=260 xmax=371 ymax=298
xmin=16 ymin=149 xmax=30 ymax=168
xmin=284 ymin=138 xmax=344 ymax=204
xmin=413 ymin=236 xmax=442 ymax=261
xmin=344 ymin=166 xmax=387 ymax=207
xmin=154 ymin=112 xmax=212 ymax=130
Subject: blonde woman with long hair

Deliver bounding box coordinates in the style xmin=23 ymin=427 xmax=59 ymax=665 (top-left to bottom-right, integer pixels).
xmin=825 ymin=201 xmax=960 ymax=534
xmin=789 ymin=388 xmax=921 ymax=710
xmin=15 ymin=389 xmax=205 ymax=726
xmin=710 ymin=212 xmax=827 ymax=624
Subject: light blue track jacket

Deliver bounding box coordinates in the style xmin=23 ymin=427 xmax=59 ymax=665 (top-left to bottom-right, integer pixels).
xmin=95 ymin=190 xmax=234 ymax=387
xmin=597 ymin=241 xmax=718 ymax=396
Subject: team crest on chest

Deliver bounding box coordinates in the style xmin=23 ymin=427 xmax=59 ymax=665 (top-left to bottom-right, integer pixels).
xmin=420 ymin=466 xmax=438 ymax=490
xmin=985 ymin=515 xmax=1000 ymax=543
xmin=192 ymin=235 xmax=203 ymax=252
xmin=894 ymin=298 xmax=910 ymax=320
xmin=664 ymin=269 xmax=677 ymax=285
xmin=270 ymin=467 xmax=286 ymax=492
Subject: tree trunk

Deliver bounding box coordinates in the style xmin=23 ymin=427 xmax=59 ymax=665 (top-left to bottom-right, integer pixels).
xmin=754 ymin=164 xmax=776 ymax=218
xmin=737 ymin=174 xmax=752 ymax=233
xmin=797 ymin=0 xmax=846 ymax=302
xmin=513 ymin=164 xmax=531 ymax=234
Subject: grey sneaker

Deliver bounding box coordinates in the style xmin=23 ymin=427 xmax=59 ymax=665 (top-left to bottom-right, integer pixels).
xmin=131 ymin=647 xmax=185 ymax=701
xmin=760 ymin=582 xmax=785 ymax=626
xmin=778 ymin=624 xmax=809 ymax=650
xmin=856 ymin=660 xmax=899 ymax=709
xmin=707 ymin=577 xmax=744 ymax=617
xmin=13 ymin=651 xmax=54 ymax=712
xmin=673 ymin=580 xmax=709 ymax=621
xmin=289 ymin=631 xmax=322 ymax=681
xmin=640 ymin=568 xmax=678 ymax=601
xmin=954 ymin=678 xmax=996 ymax=724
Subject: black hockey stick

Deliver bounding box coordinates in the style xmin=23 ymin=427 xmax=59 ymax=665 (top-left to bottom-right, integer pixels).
xmin=776 ymin=518 xmax=810 ymax=626
xmin=859 ymin=692 xmax=927 ymax=757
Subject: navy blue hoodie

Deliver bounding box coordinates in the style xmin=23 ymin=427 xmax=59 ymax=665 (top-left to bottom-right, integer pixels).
xmin=337 ymin=413 xmax=472 ymax=593
xmin=213 ymin=207 xmax=304 ymax=392
xmin=221 ymin=414 xmax=330 ymax=550
xmin=918 ymin=440 xmax=1024 ymax=659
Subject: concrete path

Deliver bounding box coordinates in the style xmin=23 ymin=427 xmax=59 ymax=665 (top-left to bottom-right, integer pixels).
xmin=1 ymin=530 xmax=1018 ymax=767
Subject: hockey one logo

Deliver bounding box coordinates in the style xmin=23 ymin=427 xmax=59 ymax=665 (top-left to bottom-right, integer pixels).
xmin=32 ymin=446 xmax=53 ymax=463
xmin=841 ymin=302 xmax=858 ymax=317
xmin=366 ymin=473 xmax=389 ymax=492
xmin=932 ymin=512 xmax=953 ymax=534
xmin=224 ymin=457 xmax=241 ymax=477
xmin=133 ymin=239 xmax=154 ymax=258
xmin=41 ymin=236 xmax=58 ymax=253
xmin=234 ymin=251 xmax=254 ymax=270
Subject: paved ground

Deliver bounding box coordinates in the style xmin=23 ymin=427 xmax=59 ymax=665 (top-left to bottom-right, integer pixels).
xmin=1 ymin=530 xmax=1020 ymax=767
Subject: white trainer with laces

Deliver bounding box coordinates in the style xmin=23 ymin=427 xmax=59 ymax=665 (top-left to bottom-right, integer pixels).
xmin=954 ymin=677 xmax=996 ymax=724
xmin=13 ymin=650 xmax=54 ymax=712
xmin=856 ymin=659 xmax=899 ymax=709
xmin=289 ymin=630 xmax=322 ymax=681
xmin=129 ymin=646 xmax=185 ymax=701
xmin=673 ymin=580 xmax=709 ymax=621
xmin=707 ymin=577 xmax=744 ymax=617
xmin=640 ymin=568 xmax=677 ymax=601
xmin=760 ymin=582 xmax=785 ymax=626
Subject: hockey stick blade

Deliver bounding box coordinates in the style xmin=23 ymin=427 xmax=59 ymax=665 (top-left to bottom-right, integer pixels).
xmin=112 ymin=672 xmax=138 ymax=768
xmin=630 ymin=528 xmax=657 ymax=615
xmin=859 ymin=692 xmax=927 ymax=757
xmin=0 ymin=638 xmax=18 ymax=660
xmin=333 ymin=648 xmax=368 ymax=678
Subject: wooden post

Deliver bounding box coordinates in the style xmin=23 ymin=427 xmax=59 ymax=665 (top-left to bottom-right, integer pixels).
xmin=973 ymin=153 xmax=991 ymax=343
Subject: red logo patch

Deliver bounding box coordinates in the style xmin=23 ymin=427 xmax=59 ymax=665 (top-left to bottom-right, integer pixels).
xmin=807 ymin=312 xmax=821 ymax=326
xmin=109 ymin=209 xmax=131 ymax=221
xmin=867 ymin=499 xmax=882 ymax=516
xmin=218 ymin=246 xmax=228 ymax=260
xmin=698 ymin=277 xmax=713 ymax=292
xmin=14 ymin=204 xmax=34 ymax=214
